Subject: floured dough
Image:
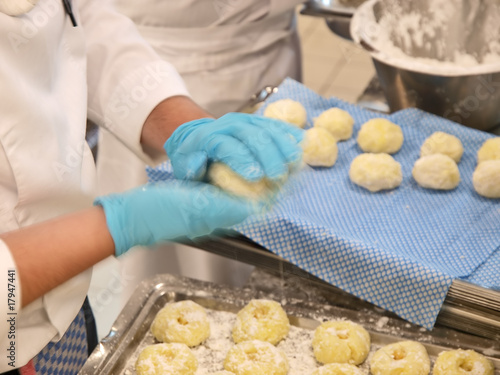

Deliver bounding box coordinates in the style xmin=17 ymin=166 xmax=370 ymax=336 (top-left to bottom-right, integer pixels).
xmin=412 ymin=154 xmax=460 ymax=190
xmin=420 ymin=131 xmax=464 ymax=163
xmin=472 ymin=160 xmax=500 ymax=198
xmin=207 ymin=162 xmax=279 ymax=200
xmin=224 ymin=340 xmax=289 ymax=375
xmin=311 ymin=363 xmax=364 ymax=375
xmin=312 ymin=320 xmax=370 ymax=365
xmin=349 ymin=153 xmax=403 ymax=192
xmin=301 ymin=127 xmax=339 ymax=167
xmin=151 ymin=300 xmax=210 ymax=347
xmin=232 ymin=299 xmax=290 ymax=345
xmin=264 ymin=99 xmax=307 ymax=128
xmin=432 ymin=349 xmax=494 ymax=375
xmin=314 ymin=108 xmax=354 ymax=141
xmin=357 ymin=118 xmax=404 ymax=154
xmin=370 ymin=341 xmax=430 ymax=375
xmin=135 ymin=343 xmax=198 ymax=375
xmin=211 ymin=372 xmax=236 ymax=375
xmin=477 ymin=137 xmax=500 ymax=164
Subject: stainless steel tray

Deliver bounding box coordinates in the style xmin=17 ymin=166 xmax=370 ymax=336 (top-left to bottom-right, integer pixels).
xmin=79 ymin=274 xmax=500 ymax=375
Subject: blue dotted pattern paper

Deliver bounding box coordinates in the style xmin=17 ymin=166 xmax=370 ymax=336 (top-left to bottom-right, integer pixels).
xmin=147 ymin=78 xmax=500 ymax=328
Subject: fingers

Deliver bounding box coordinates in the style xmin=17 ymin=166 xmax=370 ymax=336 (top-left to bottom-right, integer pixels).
xmin=170 ymin=151 xmax=208 ymax=180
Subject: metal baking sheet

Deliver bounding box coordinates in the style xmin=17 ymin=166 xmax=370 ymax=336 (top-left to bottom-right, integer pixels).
xmin=80 ymin=274 xmax=500 ymax=374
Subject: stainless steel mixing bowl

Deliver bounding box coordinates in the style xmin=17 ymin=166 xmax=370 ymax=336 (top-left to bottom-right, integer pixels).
xmin=351 ymin=0 xmax=500 ymax=131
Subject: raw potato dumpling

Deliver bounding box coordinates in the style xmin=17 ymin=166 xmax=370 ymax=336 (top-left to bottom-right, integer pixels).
xmin=224 ymin=340 xmax=289 ymax=375
xmin=151 ymin=300 xmax=210 ymax=347
xmin=314 ymin=108 xmax=354 ymax=141
xmin=433 ymin=349 xmax=494 ymax=375
xmin=312 ymin=320 xmax=371 ymax=365
xmin=370 ymin=341 xmax=430 ymax=375
xmin=207 ymin=162 xmax=279 ymax=200
xmin=264 ymin=99 xmax=307 ymax=128
xmin=349 ymin=153 xmax=403 ymax=192
xmin=311 ymin=363 xmax=364 ymax=375
xmin=420 ymin=131 xmax=464 ymax=163
xmin=135 ymin=343 xmax=198 ymax=375
xmin=232 ymin=299 xmax=290 ymax=345
xmin=473 ymin=160 xmax=500 ymax=198
xmin=477 ymin=137 xmax=500 ymax=164
xmin=412 ymin=154 xmax=460 ymax=190
xmin=301 ymin=127 xmax=339 ymax=167
xmin=357 ymin=118 xmax=404 ymax=154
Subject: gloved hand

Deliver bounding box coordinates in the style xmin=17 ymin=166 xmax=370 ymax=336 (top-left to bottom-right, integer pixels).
xmin=95 ymin=180 xmax=259 ymax=256
xmin=164 ymin=113 xmax=304 ymax=182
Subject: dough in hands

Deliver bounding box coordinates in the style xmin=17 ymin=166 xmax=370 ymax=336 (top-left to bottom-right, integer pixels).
xmin=135 ymin=343 xmax=198 ymax=375
xmin=312 ymin=320 xmax=371 ymax=365
xmin=314 ymin=108 xmax=354 ymax=141
xmin=420 ymin=131 xmax=464 ymax=163
xmin=151 ymin=300 xmax=210 ymax=347
xmin=301 ymin=127 xmax=339 ymax=167
xmin=477 ymin=137 xmax=500 ymax=164
xmin=224 ymin=340 xmax=289 ymax=375
xmin=472 ymin=160 xmax=500 ymax=198
xmin=412 ymin=154 xmax=460 ymax=190
xmin=207 ymin=162 xmax=279 ymax=200
xmin=432 ymin=349 xmax=494 ymax=375
xmin=232 ymin=299 xmax=290 ymax=345
xmin=370 ymin=341 xmax=430 ymax=375
xmin=264 ymin=99 xmax=307 ymax=128
xmin=311 ymin=363 xmax=364 ymax=375
xmin=349 ymin=153 xmax=402 ymax=192
xmin=357 ymin=118 xmax=404 ymax=154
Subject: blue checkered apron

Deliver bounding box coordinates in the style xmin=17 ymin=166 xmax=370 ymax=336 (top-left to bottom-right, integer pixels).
xmin=17 ymin=307 xmax=89 ymax=375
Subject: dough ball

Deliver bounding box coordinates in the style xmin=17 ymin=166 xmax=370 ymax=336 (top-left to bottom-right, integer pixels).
xmin=312 ymin=320 xmax=370 ymax=365
xmin=432 ymin=349 xmax=494 ymax=375
xmin=477 ymin=137 xmax=500 ymax=164
xmin=264 ymin=99 xmax=307 ymax=128
xmin=370 ymin=341 xmax=430 ymax=375
xmin=224 ymin=340 xmax=289 ymax=375
xmin=472 ymin=160 xmax=500 ymax=198
xmin=151 ymin=300 xmax=210 ymax=347
xmin=420 ymin=131 xmax=464 ymax=163
xmin=301 ymin=127 xmax=339 ymax=167
xmin=412 ymin=154 xmax=460 ymax=190
xmin=314 ymin=108 xmax=354 ymax=141
xmin=357 ymin=118 xmax=404 ymax=154
xmin=232 ymin=299 xmax=290 ymax=345
xmin=311 ymin=363 xmax=364 ymax=375
xmin=135 ymin=343 xmax=198 ymax=375
xmin=349 ymin=153 xmax=403 ymax=192
xmin=207 ymin=162 xmax=279 ymax=200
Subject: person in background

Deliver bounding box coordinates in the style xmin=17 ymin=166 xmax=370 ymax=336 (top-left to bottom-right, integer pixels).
xmin=0 ymin=0 xmax=303 ymax=373
xmin=94 ymin=0 xmax=306 ymax=304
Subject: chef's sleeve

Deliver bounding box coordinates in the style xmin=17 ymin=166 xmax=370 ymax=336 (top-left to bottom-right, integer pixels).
xmin=78 ymin=0 xmax=190 ymax=164
xmin=0 ymin=240 xmax=21 ymax=354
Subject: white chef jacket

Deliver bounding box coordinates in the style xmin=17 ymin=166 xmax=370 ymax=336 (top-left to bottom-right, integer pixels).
xmin=0 ymin=0 xmax=188 ymax=371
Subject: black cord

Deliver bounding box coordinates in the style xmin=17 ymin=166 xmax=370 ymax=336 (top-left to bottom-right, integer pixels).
xmin=62 ymin=0 xmax=77 ymax=27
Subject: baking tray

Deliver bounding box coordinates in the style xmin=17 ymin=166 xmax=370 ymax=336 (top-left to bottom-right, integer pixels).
xmin=79 ymin=274 xmax=500 ymax=375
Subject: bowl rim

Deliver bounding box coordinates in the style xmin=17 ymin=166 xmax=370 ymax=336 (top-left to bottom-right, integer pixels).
xmin=350 ymin=0 xmax=500 ymax=77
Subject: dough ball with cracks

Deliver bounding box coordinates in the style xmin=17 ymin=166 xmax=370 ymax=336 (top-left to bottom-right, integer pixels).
xmin=420 ymin=131 xmax=464 ymax=163
xmin=301 ymin=127 xmax=339 ymax=167
xmin=412 ymin=154 xmax=460 ymax=190
xmin=264 ymin=99 xmax=307 ymax=128
xmin=357 ymin=118 xmax=403 ymax=154
xmin=349 ymin=153 xmax=402 ymax=192
xmin=473 ymin=160 xmax=500 ymax=199
xmin=314 ymin=108 xmax=354 ymax=141
xmin=477 ymin=137 xmax=500 ymax=164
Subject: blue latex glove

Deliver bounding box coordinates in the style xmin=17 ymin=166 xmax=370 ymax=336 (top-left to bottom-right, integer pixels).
xmin=164 ymin=113 xmax=304 ymax=182
xmin=95 ymin=180 xmax=259 ymax=256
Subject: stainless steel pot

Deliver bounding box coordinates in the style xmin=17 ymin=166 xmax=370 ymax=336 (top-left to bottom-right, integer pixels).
xmin=351 ymin=0 xmax=500 ymax=131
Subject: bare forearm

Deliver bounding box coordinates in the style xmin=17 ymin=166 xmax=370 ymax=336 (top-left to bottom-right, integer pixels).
xmin=140 ymin=95 xmax=214 ymax=152
xmin=2 ymin=207 xmax=115 ymax=307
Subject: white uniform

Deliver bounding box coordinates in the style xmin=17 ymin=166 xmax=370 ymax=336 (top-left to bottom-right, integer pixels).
xmin=0 ymin=0 xmax=188 ymax=371
xmin=94 ymin=0 xmax=304 ymax=300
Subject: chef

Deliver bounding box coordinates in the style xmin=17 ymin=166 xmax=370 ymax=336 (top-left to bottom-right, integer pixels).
xmin=95 ymin=0 xmax=305 ymax=292
xmin=0 ymin=0 xmax=303 ymax=373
